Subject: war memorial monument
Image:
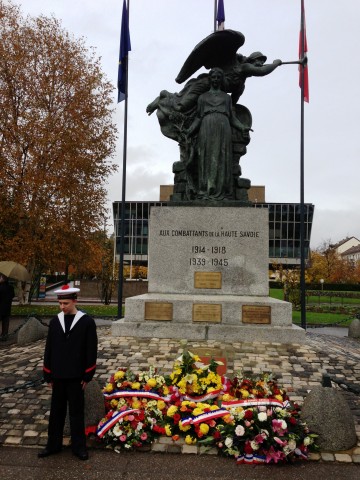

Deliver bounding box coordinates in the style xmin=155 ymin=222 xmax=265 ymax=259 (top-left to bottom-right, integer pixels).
xmin=112 ymin=29 xmax=305 ymax=343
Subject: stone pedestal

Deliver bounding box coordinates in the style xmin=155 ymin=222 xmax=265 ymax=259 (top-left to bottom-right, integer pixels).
xmin=112 ymin=206 xmax=305 ymax=343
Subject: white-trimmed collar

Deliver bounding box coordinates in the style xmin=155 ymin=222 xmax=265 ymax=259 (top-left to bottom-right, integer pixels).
xmin=57 ymin=310 xmax=86 ymax=333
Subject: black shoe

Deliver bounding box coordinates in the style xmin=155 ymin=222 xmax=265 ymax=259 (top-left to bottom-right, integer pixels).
xmin=73 ymin=449 xmax=88 ymax=461
xmin=38 ymin=447 xmax=61 ymax=458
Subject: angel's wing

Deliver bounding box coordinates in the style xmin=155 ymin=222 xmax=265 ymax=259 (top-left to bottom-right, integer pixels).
xmin=175 ymin=29 xmax=245 ymax=84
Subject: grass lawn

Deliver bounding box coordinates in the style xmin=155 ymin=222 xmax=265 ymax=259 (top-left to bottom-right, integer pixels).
xmin=292 ymin=310 xmax=352 ymax=327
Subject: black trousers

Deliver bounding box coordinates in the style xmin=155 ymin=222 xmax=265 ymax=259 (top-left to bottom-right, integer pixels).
xmin=47 ymin=379 xmax=86 ymax=453
xmin=0 ymin=314 xmax=9 ymax=336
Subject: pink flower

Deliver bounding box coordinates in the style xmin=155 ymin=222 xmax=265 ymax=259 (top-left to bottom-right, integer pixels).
xmin=265 ymin=446 xmax=286 ymax=464
xmin=127 ymin=415 xmax=135 ymax=421
xmin=254 ymin=433 xmax=265 ymax=444
xmin=272 ymin=419 xmax=286 ymax=435
xmin=274 ymin=436 xmax=287 ymax=447
xmin=120 ymin=435 xmax=127 ymax=442
xmin=140 ymin=432 xmax=148 ymax=441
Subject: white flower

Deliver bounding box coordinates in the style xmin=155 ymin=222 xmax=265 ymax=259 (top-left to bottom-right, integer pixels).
xmin=250 ymin=440 xmax=260 ymax=451
xmin=113 ymin=424 xmax=123 ymax=437
xmin=235 ymin=425 xmax=245 ymax=436
xmin=281 ymin=420 xmax=287 ymax=430
xmin=260 ymin=429 xmax=269 ymax=438
xmin=225 ymin=436 xmax=233 ymax=448
xmin=288 ymin=439 xmax=297 ymax=451
xmin=304 ymin=436 xmax=313 ymax=446
xmin=257 ymin=412 xmax=267 ymax=422
xmin=136 ymin=422 xmax=144 ymax=431
xmin=275 ymin=407 xmax=288 ymax=417
xmin=233 ymin=408 xmax=245 ymax=420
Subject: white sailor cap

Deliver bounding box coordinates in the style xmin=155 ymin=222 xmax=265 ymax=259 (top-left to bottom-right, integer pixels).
xmin=54 ymin=285 xmax=80 ymax=299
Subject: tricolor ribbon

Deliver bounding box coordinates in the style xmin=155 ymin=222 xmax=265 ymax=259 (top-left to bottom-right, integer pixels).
xmin=104 ymin=390 xmax=168 ymax=402
xmin=236 ymin=454 xmax=267 ymax=464
xmin=221 ymin=398 xmax=290 ymax=409
xmin=97 ymin=408 xmax=139 ymax=438
xmin=183 ymin=389 xmax=222 ymax=403
xmin=181 ymin=408 xmax=230 ymax=426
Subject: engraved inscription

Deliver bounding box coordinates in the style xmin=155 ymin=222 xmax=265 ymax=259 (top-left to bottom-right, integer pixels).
xmin=242 ymin=305 xmax=271 ymax=324
xmin=145 ymin=302 xmax=173 ymax=321
xmin=194 ymin=271 xmax=222 ymax=289
xmin=193 ymin=304 xmax=222 ymax=323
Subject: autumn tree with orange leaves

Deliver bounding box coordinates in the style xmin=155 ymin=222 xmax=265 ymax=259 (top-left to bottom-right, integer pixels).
xmin=0 ymin=1 xmax=117 ymax=290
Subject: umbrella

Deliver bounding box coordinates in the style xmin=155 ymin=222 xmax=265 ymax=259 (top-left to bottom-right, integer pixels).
xmin=0 ymin=261 xmax=31 ymax=281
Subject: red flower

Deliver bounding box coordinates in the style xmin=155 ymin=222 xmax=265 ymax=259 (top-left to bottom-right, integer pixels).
xmin=244 ymin=441 xmax=254 ymax=454
xmin=213 ymin=431 xmax=221 ymax=440
xmin=244 ymin=409 xmax=253 ymax=420
xmin=173 ymin=413 xmax=181 ymax=424
xmin=289 ymin=416 xmax=297 ymax=425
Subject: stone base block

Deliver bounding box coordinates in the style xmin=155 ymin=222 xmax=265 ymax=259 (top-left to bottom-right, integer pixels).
xmin=112 ymin=293 xmax=305 ymax=344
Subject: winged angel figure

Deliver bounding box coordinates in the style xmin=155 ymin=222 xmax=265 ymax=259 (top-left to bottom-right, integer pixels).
xmin=147 ymin=30 xmax=282 ymax=202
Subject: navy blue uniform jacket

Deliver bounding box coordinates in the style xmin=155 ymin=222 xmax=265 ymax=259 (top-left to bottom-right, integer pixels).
xmin=43 ymin=311 xmax=97 ymax=383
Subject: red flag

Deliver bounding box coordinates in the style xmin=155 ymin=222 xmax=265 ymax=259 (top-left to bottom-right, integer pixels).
xmin=299 ymin=0 xmax=309 ymax=102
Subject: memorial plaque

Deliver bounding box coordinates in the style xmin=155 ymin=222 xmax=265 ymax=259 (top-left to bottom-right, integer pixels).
xmin=193 ymin=304 xmax=222 ymax=323
xmin=194 ymin=271 xmax=222 ymax=289
xmin=242 ymin=305 xmax=271 ymax=324
xmin=145 ymin=302 xmax=173 ymax=321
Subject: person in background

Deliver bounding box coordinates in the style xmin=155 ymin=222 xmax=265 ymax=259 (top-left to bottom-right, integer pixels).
xmin=0 ymin=274 xmax=15 ymax=339
xmin=38 ymin=285 xmax=97 ymax=461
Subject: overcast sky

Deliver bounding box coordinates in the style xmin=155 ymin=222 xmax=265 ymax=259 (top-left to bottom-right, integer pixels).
xmin=18 ymin=0 xmax=360 ymax=249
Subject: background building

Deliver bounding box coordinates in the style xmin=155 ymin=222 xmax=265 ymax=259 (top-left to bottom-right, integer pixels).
xmin=113 ymin=186 xmax=314 ymax=269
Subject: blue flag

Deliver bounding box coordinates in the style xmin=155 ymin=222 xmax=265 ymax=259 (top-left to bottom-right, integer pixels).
xmin=216 ymin=0 xmax=225 ymax=30
xmin=118 ymin=0 xmax=131 ymax=103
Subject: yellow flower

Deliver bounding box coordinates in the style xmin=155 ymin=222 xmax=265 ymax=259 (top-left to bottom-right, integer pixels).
xmin=165 ymin=424 xmax=172 ymax=436
xmin=210 ymin=405 xmax=220 ymax=411
xmin=162 ymin=386 xmax=169 ymax=395
xmin=179 ymin=421 xmax=191 ymax=432
xmin=192 ymin=407 xmax=203 ymax=416
xmin=177 ymin=378 xmax=187 ymax=394
xmin=222 ymin=394 xmax=234 ymax=402
xmin=147 ymin=378 xmax=157 ymax=388
xmin=132 ymin=399 xmax=141 ymax=409
xmin=240 ymin=389 xmax=250 ymax=398
xmin=274 ymin=394 xmax=283 ymax=402
xmin=104 ymin=383 xmax=113 ymax=393
xmin=114 ymin=371 xmax=125 ymax=381
xmin=167 ymin=405 xmax=178 ymax=417
xmin=110 ymin=399 xmax=118 ymax=409
xmin=131 ymin=382 xmax=141 ymax=390
xmin=157 ymin=400 xmax=166 ymax=411
xmin=185 ymin=435 xmax=197 ymax=445
xmin=199 ymin=423 xmax=209 ymax=435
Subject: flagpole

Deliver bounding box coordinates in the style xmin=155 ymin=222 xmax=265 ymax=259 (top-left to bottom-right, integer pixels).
xmin=214 ymin=0 xmax=217 ymax=32
xmin=118 ymin=0 xmax=130 ymax=318
xmin=299 ymin=0 xmax=306 ymax=330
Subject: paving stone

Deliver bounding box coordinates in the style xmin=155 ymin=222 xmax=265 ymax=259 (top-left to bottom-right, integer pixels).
xmin=321 ymin=452 xmax=335 ymax=462
xmin=1 ymin=326 xmax=360 ymax=459
xmin=334 ymin=453 xmax=352 ymax=462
